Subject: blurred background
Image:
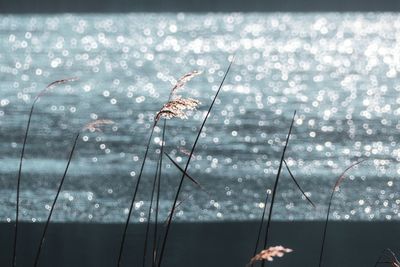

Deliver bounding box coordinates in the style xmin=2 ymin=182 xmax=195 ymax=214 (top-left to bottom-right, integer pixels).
xmin=1 ymin=12 xmax=400 ymax=223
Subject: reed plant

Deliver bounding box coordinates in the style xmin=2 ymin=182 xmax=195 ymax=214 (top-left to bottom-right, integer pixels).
xmin=117 ymin=70 xmax=202 ymax=267
xmin=260 ymin=110 xmax=296 ymax=267
xmin=317 ymin=159 xmax=366 ymax=267
xmin=12 ymin=78 xmax=77 ymax=267
xmin=33 ymin=120 xmax=114 ymax=267
xmin=156 ymin=56 xmax=234 ymax=267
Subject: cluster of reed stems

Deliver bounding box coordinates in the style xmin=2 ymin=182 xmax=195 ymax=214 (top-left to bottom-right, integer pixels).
xmin=247 ymin=113 xmax=368 ymax=266
xmin=11 ymin=78 xmax=116 ymax=267
xmin=10 ymin=56 xmax=393 ymax=267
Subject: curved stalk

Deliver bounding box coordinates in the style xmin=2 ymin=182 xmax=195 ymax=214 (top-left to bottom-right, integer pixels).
xmin=318 ymin=159 xmax=365 ymax=267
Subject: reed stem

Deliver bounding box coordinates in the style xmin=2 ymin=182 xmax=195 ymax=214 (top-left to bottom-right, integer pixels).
xmin=318 ymin=160 xmax=365 ymax=267
xmin=152 ymin=120 xmax=166 ymax=266
xmin=12 ymin=97 xmax=40 ymax=267
xmin=156 ymin=57 xmax=234 ymax=267
xmin=142 ymin=159 xmax=160 ymax=267
xmin=261 ymin=111 xmax=296 ymax=267
xmin=117 ymin=124 xmax=156 ymax=267
xmin=33 ymin=133 xmax=80 ymax=267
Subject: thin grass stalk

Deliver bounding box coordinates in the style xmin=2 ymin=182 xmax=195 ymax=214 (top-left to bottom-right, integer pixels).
xmin=12 ymin=78 xmax=77 ymax=267
xmin=317 ymin=159 xmax=365 ymax=267
xmin=261 ymin=110 xmax=296 ymax=267
xmin=12 ymin=101 xmax=36 ymax=267
xmin=152 ymin=119 xmax=166 ymax=267
xmin=156 ymin=57 xmax=234 ymax=267
xmin=142 ymin=159 xmax=160 ymax=267
xmin=117 ymin=124 xmax=157 ymax=267
xmin=283 ymin=160 xmax=315 ymax=208
xmin=251 ymin=191 xmax=270 ymax=265
xmin=164 ymin=153 xmax=210 ymax=196
xmin=33 ymin=133 xmax=80 ymax=267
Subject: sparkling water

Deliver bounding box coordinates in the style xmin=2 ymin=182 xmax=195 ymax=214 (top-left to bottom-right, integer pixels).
xmin=0 ymin=13 xmax=399 ymax=222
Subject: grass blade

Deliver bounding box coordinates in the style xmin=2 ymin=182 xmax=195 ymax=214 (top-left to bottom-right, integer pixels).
xmin=164 ymin=153 xmax=210 ymax=196
xmin=283 ymin=159 xmax=315 ymax=208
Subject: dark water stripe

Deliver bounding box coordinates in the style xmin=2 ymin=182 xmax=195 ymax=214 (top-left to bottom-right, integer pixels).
xmin=1 ymin=0 xmax=400 ymax=13
xmin=1 ymin=221 xmax=399 ymax=267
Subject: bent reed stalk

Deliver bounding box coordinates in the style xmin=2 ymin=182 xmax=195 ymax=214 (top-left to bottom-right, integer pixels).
xmin=317 ymin=159 xmax=366 ymax=267
xmin=283 ymin=159 xmax=315 ymax=208
xmin=12 ymin=78 xmax=77 ymax=267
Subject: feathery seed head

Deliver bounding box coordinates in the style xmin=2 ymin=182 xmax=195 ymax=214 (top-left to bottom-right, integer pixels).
xmin=170 ymin=70 xmax=202 ymax=97
xmin=156 ymin=97 xmax=200 ymax=121
xmin=83 ymin=119 xmax=115 ymax=132
xmin=36 ymin=77 xmax=79 ymax=100
xmin=248 ymin=246 xmax=293 ymax=266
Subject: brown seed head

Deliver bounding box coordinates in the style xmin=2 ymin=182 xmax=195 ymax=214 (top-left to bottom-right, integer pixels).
xmin=170 ymin=70 xmax=202 ymax=97
xmin=155 ymin=97 xmax=200 ymax=121
xmin=36 ymin=77 xmax=79 ymax=100
xmin=248 ymin=246 xmax=293 ymax=266
xmin=83 ymin=119 xmax=115 ymax=132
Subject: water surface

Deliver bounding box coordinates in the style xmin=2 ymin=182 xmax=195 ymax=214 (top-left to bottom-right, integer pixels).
xmin=0 ymin=13 xmax=399 ymax=222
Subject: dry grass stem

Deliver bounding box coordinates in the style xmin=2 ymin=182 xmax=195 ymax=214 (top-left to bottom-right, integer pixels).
xmin=318 ymin=159 xmax=367 ymax=267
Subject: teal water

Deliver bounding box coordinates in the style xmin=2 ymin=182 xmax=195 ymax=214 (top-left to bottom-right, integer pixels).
xmin=0 ymin=13 xmax=399 ymax=222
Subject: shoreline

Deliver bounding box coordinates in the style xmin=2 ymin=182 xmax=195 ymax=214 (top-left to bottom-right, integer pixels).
xmin=1 ymin=221 xmax=399 ymax=266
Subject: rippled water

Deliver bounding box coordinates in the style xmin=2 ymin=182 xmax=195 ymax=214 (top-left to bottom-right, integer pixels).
xmin=0 ymin=13 xmax=400 ymax=222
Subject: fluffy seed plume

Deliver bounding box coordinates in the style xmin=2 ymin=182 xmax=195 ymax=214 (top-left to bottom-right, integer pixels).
xmin=83 ymin=119 xmax=115 ymax=132
xmin=170 ymin=70 xmax=202 ymax=97
xmin=155 ymin=97 xmax=200 ymax=121
xmin=333 ymin=159 xmax=366 ymax=191
xmin=247 ymin=246 xmax=293 ymax=266
xmin=36 ymin=77 xmax=79 ymax=99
